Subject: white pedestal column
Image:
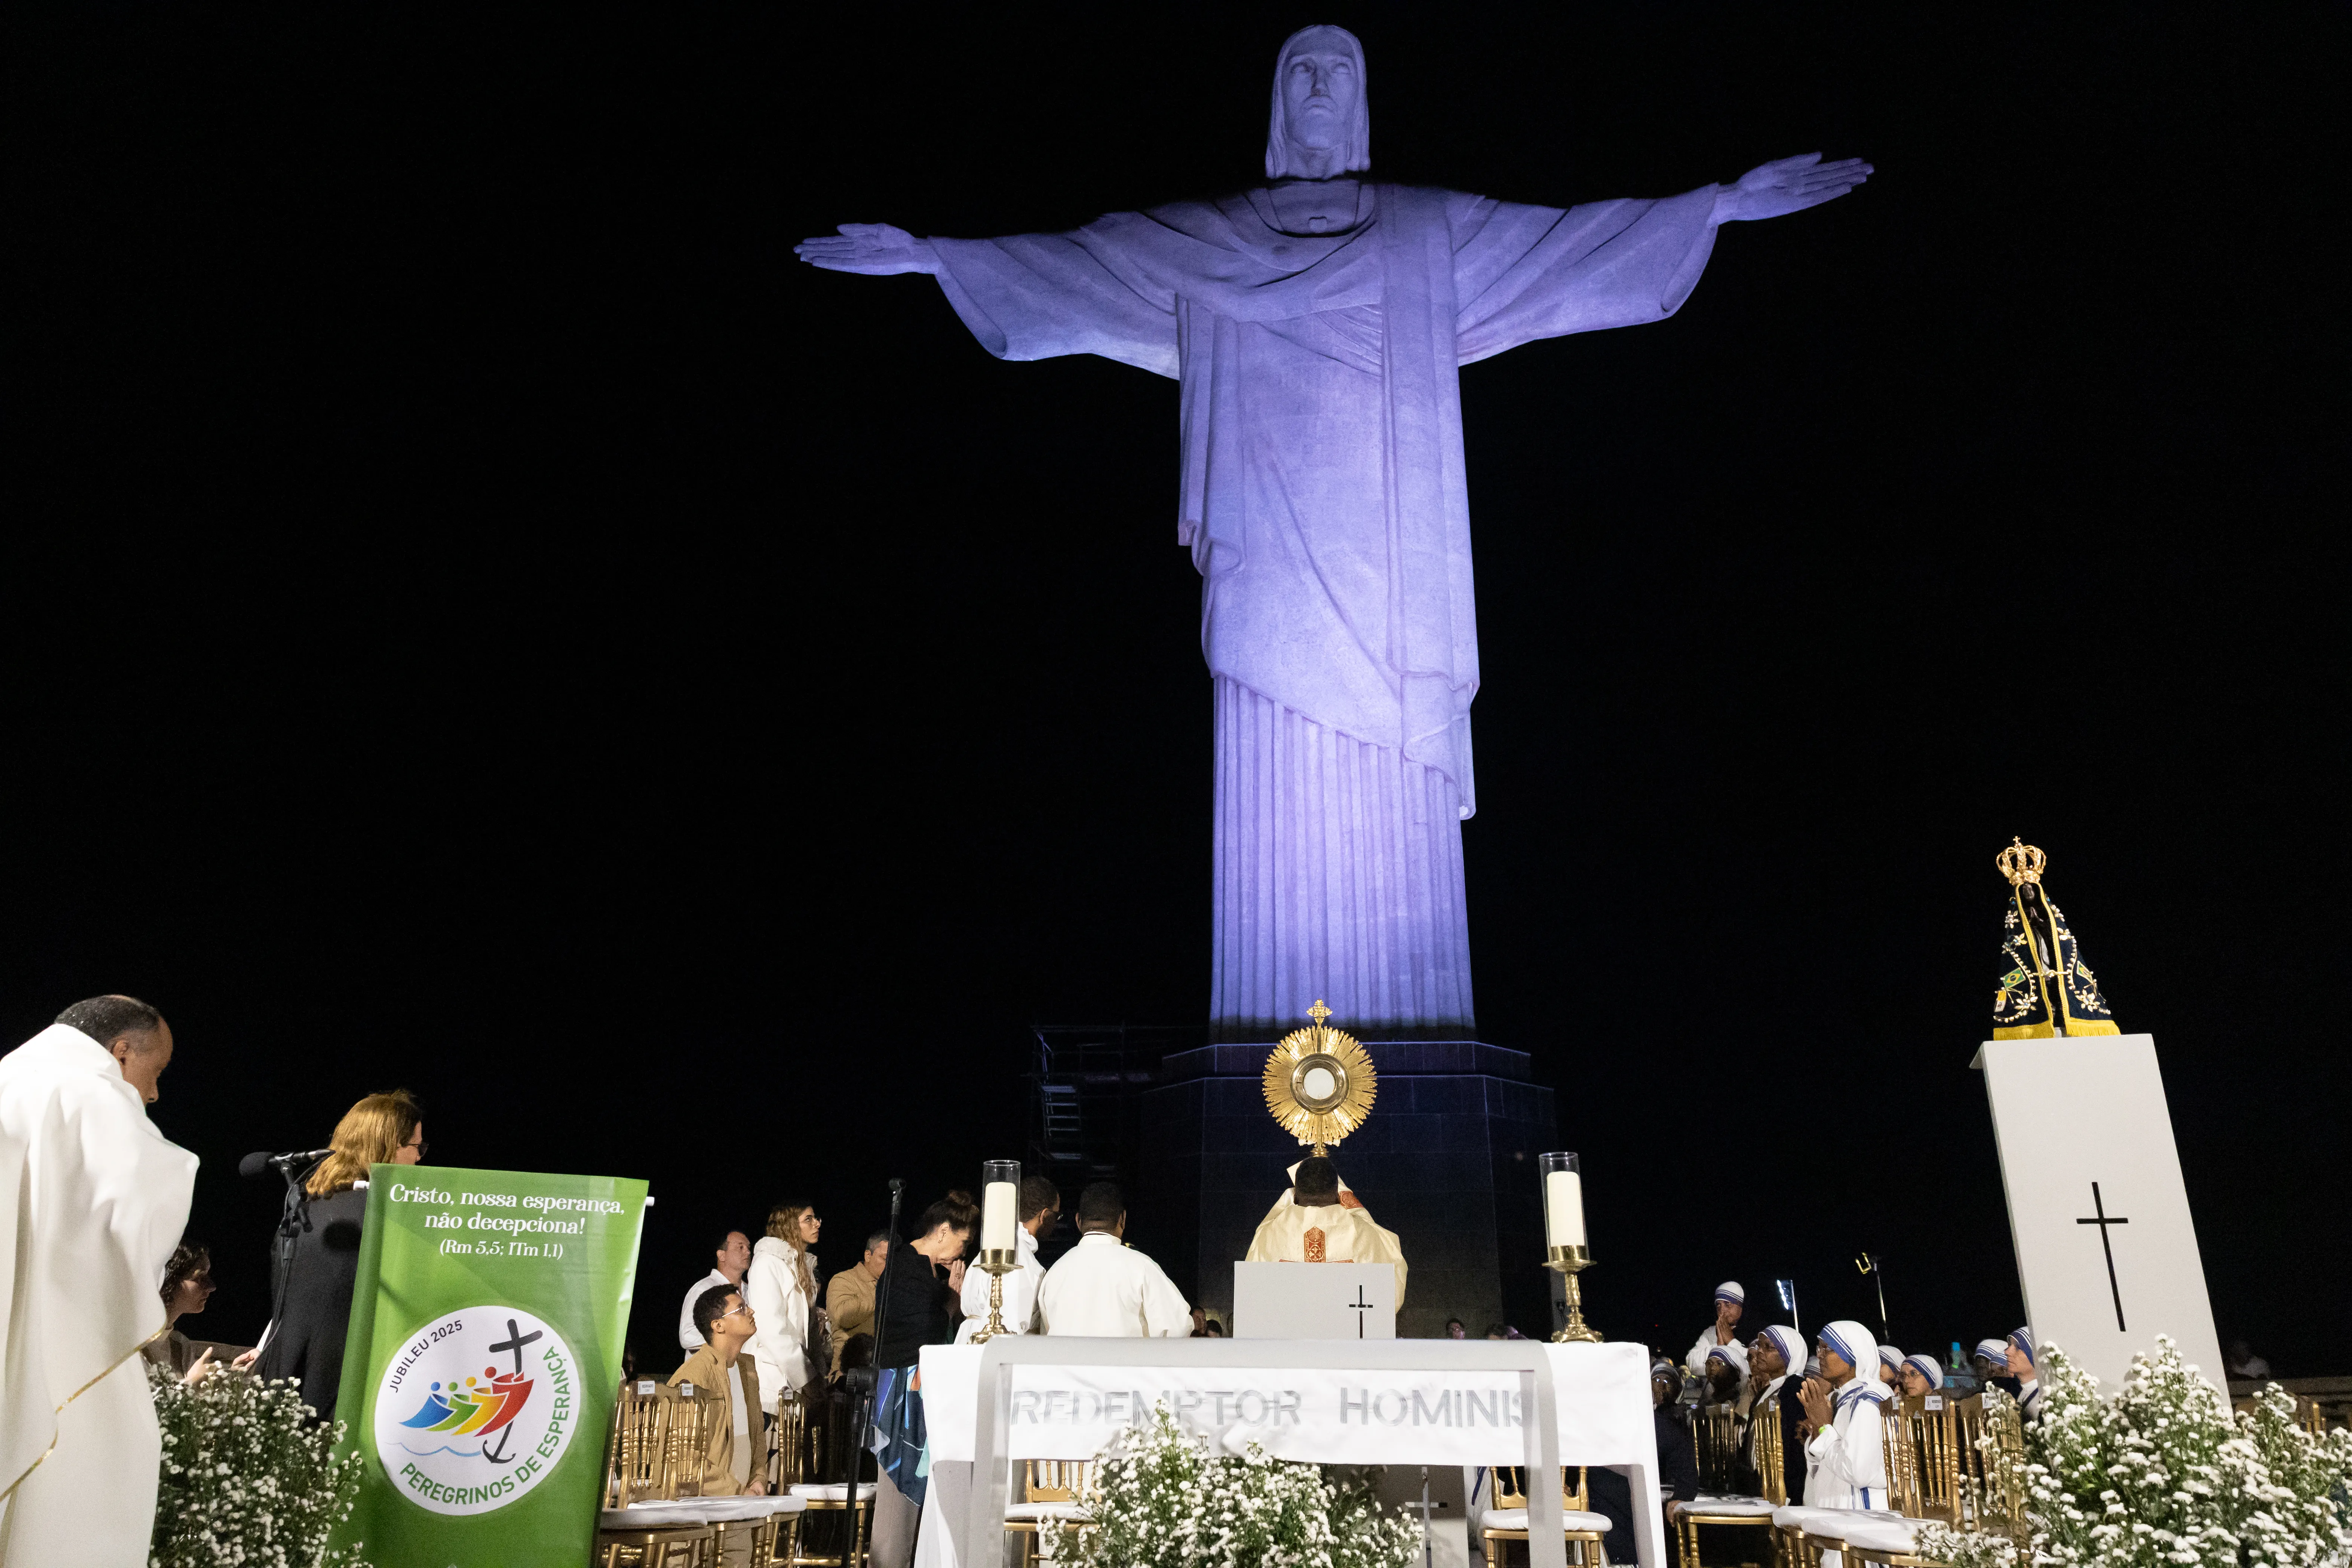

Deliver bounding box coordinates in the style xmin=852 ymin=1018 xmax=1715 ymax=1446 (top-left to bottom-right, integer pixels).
xmin=1972 ymin=1034 xmax=2225 ymax=1392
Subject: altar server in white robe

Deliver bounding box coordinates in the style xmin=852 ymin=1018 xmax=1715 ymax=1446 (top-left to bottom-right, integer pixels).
xmin=956 ymin=1175 xmax=1060 ymax=1341
xmin=1685 ymin=1280 xmax=1747 ymax=1371
xmin=1244 ymin=1156 xmax=1408 ymax=1307
xmin=1 ymin=998 xmax=198 ymax=1566
xmin=1797 ymin=1320 xmax=1891 ymax=1511
xmin=745 ymin=1203 xmax=821 ymax=1406
xmin=1037 ymin=1181 xmax=1191 ymax=1338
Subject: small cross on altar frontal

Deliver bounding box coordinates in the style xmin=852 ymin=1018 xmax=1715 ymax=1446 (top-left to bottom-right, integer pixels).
xmin=2077 ymin=1182 xmax=2131 ymax=1332
xmin=1349 ymin=1285 xmax=1376 ymax=1339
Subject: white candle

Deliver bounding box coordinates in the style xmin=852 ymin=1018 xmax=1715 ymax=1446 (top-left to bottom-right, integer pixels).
xmin=1544 ymin=1169 xmax=1586 ymax=1247
xmin=980 ymin=1179 xmax=1019 ymax=1252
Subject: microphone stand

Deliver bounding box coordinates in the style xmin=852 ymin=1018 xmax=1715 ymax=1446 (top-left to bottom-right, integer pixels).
xmin=851 ymin=1179 xmax=903 ymax=1494
xmin=263 ymin=1157 xmax=324 ymax=1359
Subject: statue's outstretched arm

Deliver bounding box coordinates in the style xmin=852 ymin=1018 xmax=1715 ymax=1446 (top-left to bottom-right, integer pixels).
xmin=795 ymin=222 xmax=940 ymax=276
xmin=1711 ymin=153 xmax=1873 ymax=224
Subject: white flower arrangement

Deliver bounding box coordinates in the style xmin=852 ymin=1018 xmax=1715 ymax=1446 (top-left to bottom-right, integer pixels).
xmin=1914 ymin=1335 xmax=2352 ymax=1568
xmin=149 ymin=1364 xmax=370 ymax=1568
xmin=1076 ymin=1402 xmax=1422 ymax=1568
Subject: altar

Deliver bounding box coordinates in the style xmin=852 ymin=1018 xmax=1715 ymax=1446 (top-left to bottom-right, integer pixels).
xmin=913 ymin=1336 xmax=1663 ymax=1568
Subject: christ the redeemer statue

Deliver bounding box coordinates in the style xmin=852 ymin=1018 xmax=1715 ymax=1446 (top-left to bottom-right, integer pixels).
xmin=799 ymin=25 xmax=1868 ymax=1040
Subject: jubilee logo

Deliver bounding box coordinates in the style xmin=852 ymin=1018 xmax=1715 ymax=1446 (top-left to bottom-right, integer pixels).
xmin=374 ymin=1304 xmax=578 ymax=1516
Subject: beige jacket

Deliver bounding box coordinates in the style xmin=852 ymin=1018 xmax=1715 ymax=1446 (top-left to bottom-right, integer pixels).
xmin=670 ymin=1343 xmax=765 ymax=1496
xmin=825 ymin=1265 xmax=876 ymax=1373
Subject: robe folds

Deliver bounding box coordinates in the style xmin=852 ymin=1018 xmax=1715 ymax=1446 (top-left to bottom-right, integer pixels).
xmin=0 ymin=1024 xmax=198 ymax=1566
xmin=934 ymin=182 xmax=1718 ymax=1034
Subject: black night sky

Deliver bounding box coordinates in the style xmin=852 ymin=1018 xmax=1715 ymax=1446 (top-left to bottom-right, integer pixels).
xmin=13 ymin=5 xmax=2344 ymax=1376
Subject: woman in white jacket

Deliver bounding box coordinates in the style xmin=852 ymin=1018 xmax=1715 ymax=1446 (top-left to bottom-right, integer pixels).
xmin=744 ymin=1203 xmax=822 ymax=1408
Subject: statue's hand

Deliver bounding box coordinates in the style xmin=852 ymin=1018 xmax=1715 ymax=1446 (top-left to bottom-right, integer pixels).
xmin=794 ymin=222 xmax=939 ymax=276
xmin=1716 ymin=153 xmax=1872 ymax=223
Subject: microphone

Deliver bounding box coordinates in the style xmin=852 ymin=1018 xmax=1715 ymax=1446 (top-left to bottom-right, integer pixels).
xmin=239 ymin=1148 xmax=333 ymax=1180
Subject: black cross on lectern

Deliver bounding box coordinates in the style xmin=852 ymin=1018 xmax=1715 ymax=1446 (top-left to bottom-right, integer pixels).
xmin=2076 ymin=1183 xmax=2130 ymax=1332
xmin=1348 ymin=1285 xmax=1376 ymax=1339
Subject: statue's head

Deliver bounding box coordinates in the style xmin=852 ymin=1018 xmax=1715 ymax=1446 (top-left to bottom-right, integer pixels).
xmin=1265 ymin=24 xmax=1370 ymax=180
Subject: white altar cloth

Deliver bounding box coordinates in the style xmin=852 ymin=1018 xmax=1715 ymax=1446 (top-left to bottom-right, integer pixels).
xmin=914 ymin=1338 xmax=1660 ymax=1568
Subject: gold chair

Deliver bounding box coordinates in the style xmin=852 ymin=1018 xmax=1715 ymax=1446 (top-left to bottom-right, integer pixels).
xmin=1696 ymin=1404 xmax=1746 ymax=1493
xmin=754 ymin=1499 xmax=807 ymax=1568
xmin=767 ymin=1393 xmax=810 ymax=1492
xmin=1677 ymin=1497 xmax=1777 ymax=1568
xmin=607 ymin=1379 xmax=686 ymax=1507
xmin=1479 ymin=1467 xmax=1610 ymax=1568
xmin=597 ymin=1524 xmax=718 ymax=1568
xmin=784 ymin=1480 xmax=874 ymax=1568
xmin=1753 ymin=1397 xmax=1789 ymax=1506
xmin=1952 ymin=1395 xmax=1995 ymax=1527
xmin=599 ymin=1381 xmax=717 ymax=1566
xmin=1879 ymin=1396 xmax=1921 ymax=1519
xmin=1976 ymin=1395 xmax=2031 ymax=1546
xmin=1900 ymin=1396 xmax=1958 ymax=1527
xmin=667 ymin=1383 xmax=722 ymax=1497
xmin=1005 ymin=1459 xmax=1092 ymax=1565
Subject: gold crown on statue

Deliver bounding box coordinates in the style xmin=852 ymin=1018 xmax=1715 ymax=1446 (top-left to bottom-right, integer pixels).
xmin=1262 ymin=1000 xmax=1377 ymax=1157
xmin=1996 ymin=837 xmax=2048 ymax=887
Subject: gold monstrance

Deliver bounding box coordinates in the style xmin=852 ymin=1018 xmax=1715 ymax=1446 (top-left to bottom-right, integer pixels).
xmin=1261 ymin=1001 xmax=1377 ymax=1157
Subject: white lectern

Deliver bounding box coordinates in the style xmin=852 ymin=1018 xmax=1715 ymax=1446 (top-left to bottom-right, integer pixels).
xmin=1232 ymin=1261 xmax=1395 ymax=1339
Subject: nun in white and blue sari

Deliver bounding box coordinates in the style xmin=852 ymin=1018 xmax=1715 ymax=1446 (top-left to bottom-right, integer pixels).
xmin=1898 ymin=1353 xmax=1945 ymax=1397
xmin=1684 ymin=1279 xmax=1748 ymax=1372
xmin=1801 ymin=1319 xmax=1892 ymax=1510
xmin=2007 ymin=1326 xmax=2044 ymax=1418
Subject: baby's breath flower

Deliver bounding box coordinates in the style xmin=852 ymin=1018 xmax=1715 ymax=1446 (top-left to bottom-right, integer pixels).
xmin=146 ymin=1364 xmax=368 ymax=1568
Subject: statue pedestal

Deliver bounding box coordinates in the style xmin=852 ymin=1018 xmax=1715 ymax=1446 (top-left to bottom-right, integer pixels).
xmin=1233 ymin=1261 xmax=1396 ymax=1339
xmin=1138 ymin=1040 xmax=1557 ymax=1340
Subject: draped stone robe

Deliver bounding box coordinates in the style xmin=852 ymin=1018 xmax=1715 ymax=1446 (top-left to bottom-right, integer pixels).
xmin=933 ymin=181 xmax=1720 ymax=1036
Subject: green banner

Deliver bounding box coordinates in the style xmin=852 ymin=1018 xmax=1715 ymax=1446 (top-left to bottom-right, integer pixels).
xmin=330 ymin=1163 xmax=647 ymax=1566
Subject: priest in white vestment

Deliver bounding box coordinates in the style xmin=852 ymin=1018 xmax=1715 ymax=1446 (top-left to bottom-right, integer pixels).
xmin=1036 ymin=1182 xmax=1191 ymax=1338
xmin=1244 ymin=1156 xmax=1407 ymax=1306
xmin=1 ymin=998 xmax=199 ymax=1566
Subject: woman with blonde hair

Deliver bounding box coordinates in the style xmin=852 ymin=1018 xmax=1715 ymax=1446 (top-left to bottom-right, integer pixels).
xmin=255 ymin=1089 xmax=425 ymax=1422
xmin=744 ymin=1201 xmax=822 ymax=1407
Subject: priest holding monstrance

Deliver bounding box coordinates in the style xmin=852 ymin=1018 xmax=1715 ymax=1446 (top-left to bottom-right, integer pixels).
xmin=1244 ymin=1005 xmax=1409 ymax=1304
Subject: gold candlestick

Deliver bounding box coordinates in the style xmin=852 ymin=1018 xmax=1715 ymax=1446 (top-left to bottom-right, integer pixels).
xmin=968 ymin=1247 xmax=1020 ymax=1343
xmin=1549 ymin=1244 xmax=1603 ymax=1343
